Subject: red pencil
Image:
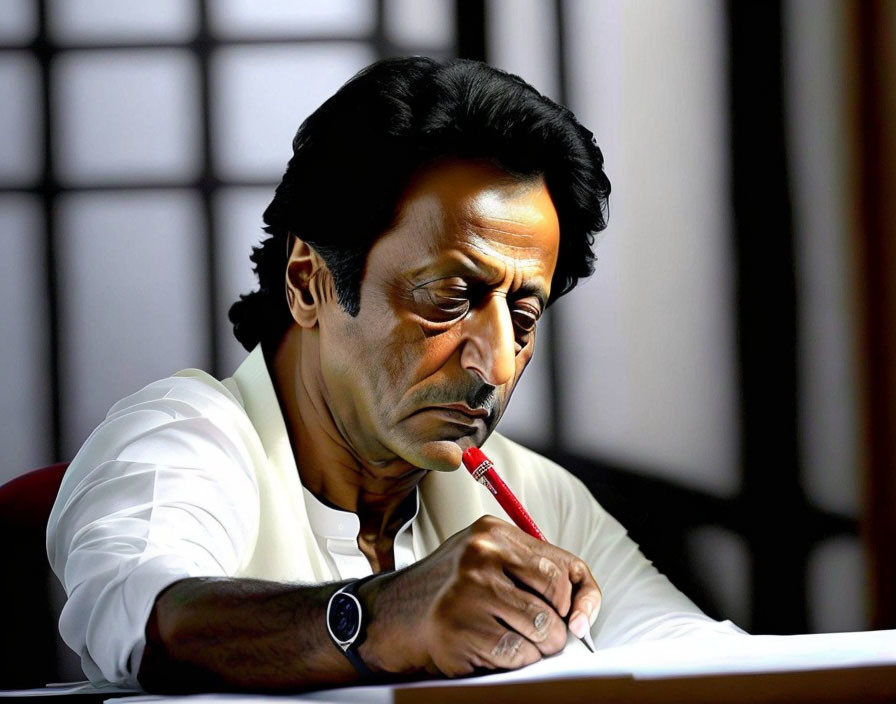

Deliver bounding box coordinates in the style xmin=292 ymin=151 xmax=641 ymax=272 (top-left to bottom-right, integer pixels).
xmin=462 ymin=446 xmax=546 ymax=540
xmin=462 ymin=446 xmax=596 ymax=652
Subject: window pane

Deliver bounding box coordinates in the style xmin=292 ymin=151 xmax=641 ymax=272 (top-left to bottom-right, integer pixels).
xmin=48 ymin=0 xmax=198 ymax=43
xmin=0 ymin=53 xmax=42 ymax=184
xmin=563 ymin=0 xmax=739 ymax=496
xmin=213 ymin=186 xmax=275 ymax=376
xmin=209 ymin=0 xmax=375 ymax=38
xmin=385 ymin=0 xmax=454 ymax=49
xmin=57 ymin=190 xmax=209 ymax=456
xmin=53 ymin=49 xmax=201 ymax=184
xmin=212 ymin=43 xmax=375 ymax=180
xmin=688 ymin=525 xmax=751 ymax=629
xmin=0 ymin=195 xmax=52 ymax=482
xmin=0 ymin=0 xmax=38 ymax=44
xmin=786 ymin=0 xmax=860 ymax=517
xmin=808 ymin=537 xmax=869 ymax=632
xmin=486 ymin=0 xmax=559 ymax=100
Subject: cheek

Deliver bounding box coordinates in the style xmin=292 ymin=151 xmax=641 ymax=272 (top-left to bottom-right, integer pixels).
xmin=378 ymin=326 xmax=458 ymax=393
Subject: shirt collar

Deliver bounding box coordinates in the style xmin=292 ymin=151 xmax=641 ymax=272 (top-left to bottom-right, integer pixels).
xmin=302 ymin=483 xmax=420 ymax=542
xmin=229 ymin=344 xmax=296 ymax=477
xmin=229 ymin=344 xmax=421 ymax=540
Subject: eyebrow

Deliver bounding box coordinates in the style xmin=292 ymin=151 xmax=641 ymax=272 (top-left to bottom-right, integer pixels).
xmin=409 ymin=255 xmax=549 ymax=310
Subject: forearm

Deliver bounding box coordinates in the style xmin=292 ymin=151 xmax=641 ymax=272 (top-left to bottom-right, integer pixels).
xmin=137 ymin=577 xmax=359 ymax=692
xmin=136 ymin=517 xmax=602 ymax=690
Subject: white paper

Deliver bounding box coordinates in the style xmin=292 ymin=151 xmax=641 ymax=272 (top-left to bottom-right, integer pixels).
xmin=5 ymin=630 xmax=893 ymax=702
xmin=413 ymin=628 xmax=896 ymax=689
xmin=0 ymin=680 xmax=138 ymax=697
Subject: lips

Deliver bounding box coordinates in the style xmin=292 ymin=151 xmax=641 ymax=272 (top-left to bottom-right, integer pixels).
xmin=417 ymin=404 xmax=489 ymax=423
xmin=436 ymin=403 xmax=489 ymax=418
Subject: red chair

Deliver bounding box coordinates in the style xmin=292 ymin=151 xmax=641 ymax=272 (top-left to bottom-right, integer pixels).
xmin=0 ymin=463 xmax=69 ymax=689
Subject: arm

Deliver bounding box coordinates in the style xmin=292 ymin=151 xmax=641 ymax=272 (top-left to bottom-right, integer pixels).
xmin=138 ymin=578 xmax=349 ymax=692
xmin=49 ymin=383 xmax=600 ymax=690
xmin=47 ymin=378 xmax=265 ymax=686
xmin=137 ymin=516 xmax=602 ymax=692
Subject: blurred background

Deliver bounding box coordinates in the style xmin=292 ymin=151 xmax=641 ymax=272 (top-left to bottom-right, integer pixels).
xmin=1 ymin=0 xmax=894 ymax=667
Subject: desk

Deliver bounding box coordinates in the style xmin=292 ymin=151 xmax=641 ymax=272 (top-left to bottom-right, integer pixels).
xmin=399 ymin=664 xmax=896 ymax=704
xmin=3 ymin=630 xmax=896 ymax=703
xmin=5 ymin=668 xmax=896 ymax=704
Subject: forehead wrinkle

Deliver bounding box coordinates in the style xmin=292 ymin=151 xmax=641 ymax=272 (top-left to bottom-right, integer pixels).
xmin=465 ymin=231 xmax=547 ymax=267
xmin=463 ymin=241 xmax=550 ymax=306
xmin=470 ymin=223 xmax=534 ymax=239
xmin=469 ymin=207 xmax=552 ymax=237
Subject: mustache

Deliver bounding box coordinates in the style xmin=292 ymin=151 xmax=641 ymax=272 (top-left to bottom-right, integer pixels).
xmin=415 ymin=381 xmax=499 ymax=417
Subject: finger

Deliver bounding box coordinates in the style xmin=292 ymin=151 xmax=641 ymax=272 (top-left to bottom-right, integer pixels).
xmin=565 ymin=558 xmax=602 ymax=639
xmin=482 ymin=622 xmax=543 ymax=671
xmin=489 ymin=575 xmax=568 ymax=656
xmin=502 ymin=547 xmax=574 ymax=618
xmin=464 ymin=518 xmax=575 ymax=617
xmin=439 ymin=611 xmax=542 ymax=674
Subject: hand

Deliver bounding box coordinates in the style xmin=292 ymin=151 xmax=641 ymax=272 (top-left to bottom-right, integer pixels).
xmin=360 ymin=515 xmax=601 ymax=677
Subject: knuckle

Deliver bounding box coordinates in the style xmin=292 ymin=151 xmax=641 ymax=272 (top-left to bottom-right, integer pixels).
xmin=473 ymin=515 xmax=501 ymax=532
xmin=491 ymin=631 xmax=525 ymax=661
xmin=570 ymin=557 xmax=590 ymax=579
xmin=476 ymin=515 xmax=510 ymax=541
xmin=538 ymin=555 xmax=560 ymax=581
xmin=464 ymin=534 xmax=498 ymax=565
xmin=537 ymin=556 xmax=564 ymax=602
xmin=528 ymin=608 xmax=552 ymax=643
xmin=532 ymin=609 xmax=567 ymax=654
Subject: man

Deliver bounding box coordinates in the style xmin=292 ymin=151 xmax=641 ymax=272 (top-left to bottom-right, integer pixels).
xmin=47 ymin=57 xmax=740 ymax=692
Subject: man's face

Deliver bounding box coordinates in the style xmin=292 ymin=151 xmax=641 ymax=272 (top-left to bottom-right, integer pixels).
xmin=315 ymin=159 xmax=560 ymax=473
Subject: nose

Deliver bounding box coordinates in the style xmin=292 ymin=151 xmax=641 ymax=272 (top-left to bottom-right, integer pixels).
xmin=459 ymin=294 xmax=517 ymax=387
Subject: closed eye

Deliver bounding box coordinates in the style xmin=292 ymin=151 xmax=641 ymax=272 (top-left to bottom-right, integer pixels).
xmin=411 ymin=279 xmax=471 ymax=322
xmin=511 ymin=307 xmax=539 ymax=333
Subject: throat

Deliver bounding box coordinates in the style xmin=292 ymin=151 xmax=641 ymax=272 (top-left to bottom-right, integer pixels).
xmin=357 ymin=534 xmax=396 ymax=573
xmin=355 ymin=489 xmax=417 ymax=573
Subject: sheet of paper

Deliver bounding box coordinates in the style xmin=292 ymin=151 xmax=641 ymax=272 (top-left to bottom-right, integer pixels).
xmin=119 ymin=692 xmax=392 ymax=704
xmin=405 ymin=628 xmax=896 ymax=689
xmin=5 ymin=630 xmax=886 ymax=702
xmin=0 ymin=680 xmax=137 ymax=697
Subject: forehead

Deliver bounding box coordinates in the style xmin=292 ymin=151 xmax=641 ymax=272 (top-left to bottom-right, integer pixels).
xmin=371 ymin=159 xmax=560 ymax=287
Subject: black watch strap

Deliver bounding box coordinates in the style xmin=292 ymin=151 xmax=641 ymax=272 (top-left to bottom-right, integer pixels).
xmin=327 ymin=573 xmax=379 ymax=677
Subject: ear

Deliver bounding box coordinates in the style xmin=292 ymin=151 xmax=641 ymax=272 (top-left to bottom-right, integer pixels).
xmin=284 ymin=233 xmax=331 ymax=328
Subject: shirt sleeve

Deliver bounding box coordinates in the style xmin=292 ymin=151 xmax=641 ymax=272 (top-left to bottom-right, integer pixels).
xmin=546 ymin=466 xmax=745 ymax=646
xmin=46 ymin=375 xmax=261 ymax=686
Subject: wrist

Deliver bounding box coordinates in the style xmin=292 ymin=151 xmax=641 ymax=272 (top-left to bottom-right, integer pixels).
xmin=326 ymin=574 xmax=382 ymax=678
xmin=356 ymin=569 xmax=429 ymax=676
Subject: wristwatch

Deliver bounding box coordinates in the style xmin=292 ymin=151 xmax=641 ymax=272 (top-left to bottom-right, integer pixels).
xmin=326 ymin=574 xmax=378 ymax=676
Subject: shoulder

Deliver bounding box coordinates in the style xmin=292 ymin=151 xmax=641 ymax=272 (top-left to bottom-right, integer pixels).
xmin=61 ymin=367 xmax=264 ymax=496
xmin=97 ymin=367 xmax=255 ymax=447
xmin=105 ymin=367 xmax=245 ymax=424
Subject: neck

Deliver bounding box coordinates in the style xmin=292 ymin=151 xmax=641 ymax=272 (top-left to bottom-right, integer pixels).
xmin=267 ymin=327 xmax=427 ymax=542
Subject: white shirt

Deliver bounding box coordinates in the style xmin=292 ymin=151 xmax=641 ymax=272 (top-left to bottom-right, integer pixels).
xmin=47 ymin=346 xmax=742 ymax=687
xmin=302 ymin=485 xmax=419 ymax=578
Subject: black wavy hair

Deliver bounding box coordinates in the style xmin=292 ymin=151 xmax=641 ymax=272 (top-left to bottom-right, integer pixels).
xmin=229 ymin=56 xmax=611 ymax=351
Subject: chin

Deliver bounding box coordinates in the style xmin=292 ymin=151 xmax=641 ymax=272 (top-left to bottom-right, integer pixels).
xmin=390 ymin=417 xmax=496 ymax=472
xmin=405 ymin=437 xmax=478 ymax=472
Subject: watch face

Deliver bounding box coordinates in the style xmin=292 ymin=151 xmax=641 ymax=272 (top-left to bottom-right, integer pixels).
xmin=328 ymin=592 xmax=361 ymax=644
